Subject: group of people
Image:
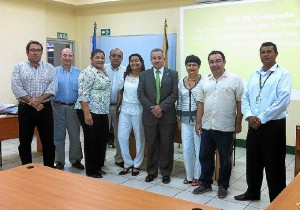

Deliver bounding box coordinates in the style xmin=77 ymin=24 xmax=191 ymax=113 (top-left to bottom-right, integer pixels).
xmin=11 ymin=40 xmax=292 ymax=203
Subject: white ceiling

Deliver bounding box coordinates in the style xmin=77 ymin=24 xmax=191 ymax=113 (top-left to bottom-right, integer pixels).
xmin=50 ymin=0 xmax=150 ymax=6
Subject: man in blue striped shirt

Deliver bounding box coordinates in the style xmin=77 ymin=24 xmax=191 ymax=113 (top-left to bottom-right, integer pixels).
xmin=52 ymin=48 xmax=84 ymax=170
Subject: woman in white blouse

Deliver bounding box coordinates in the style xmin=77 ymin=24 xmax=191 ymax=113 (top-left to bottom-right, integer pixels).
xmin=177 ymin=55 xmax=202 ymax=186
xmin=118 ymin=54 xmax=145 ymax=176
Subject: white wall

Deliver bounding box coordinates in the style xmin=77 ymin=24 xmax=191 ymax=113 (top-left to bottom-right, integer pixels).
xmin=0 ymin=0 xmax=298 ymax=146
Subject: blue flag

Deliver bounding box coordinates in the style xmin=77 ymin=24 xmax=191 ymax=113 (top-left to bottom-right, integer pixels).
xmin=92 ymin=23 xmax=97 ymax=51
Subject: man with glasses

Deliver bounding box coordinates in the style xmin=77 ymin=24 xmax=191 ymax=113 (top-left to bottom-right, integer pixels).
xmin=11 ymin=40 xmax=57 ymax=167
xmin=193 ymin=50 xmax=243 ymax=199
xmin=52 ymin=48 xmax=84 ymax=171
xmin=104 ymin=48 xmax=126 ymax=168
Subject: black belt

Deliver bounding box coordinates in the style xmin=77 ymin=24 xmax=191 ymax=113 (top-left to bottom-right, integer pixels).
xmin=19 ymin=101 xmax=51 ymax=106
xmin=110 ymin=103 xmax=117 ymax=105
xmin=53 ymin=101 xmax=75 ymax=106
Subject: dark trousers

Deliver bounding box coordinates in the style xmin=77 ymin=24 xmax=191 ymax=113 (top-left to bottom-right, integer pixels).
xmin=76 ymin=110 xmax=108 ymax=175
xmin=18 ymin=102 xmax=55 ymax=167
xmin=199 ymin=129 xmax=234 ymax=189
xmin=246 ymin=119 xmax=286 ymax=202
xmin=144 ymin=122 xmax=175 ymax=176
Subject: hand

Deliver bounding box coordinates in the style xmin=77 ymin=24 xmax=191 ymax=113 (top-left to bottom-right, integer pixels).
xmin=247 ymin=116 xmax=261 ymax=129
xmin=84 ymin=112 xmax=93 ymax=126
xmin=29 ymin=97 xmax=42 ymax=108
xmin=177 ymin=119 xmax=181 ymax=131
xmin=195 ymin=122 xmax=202 ymax=136
xmin=151 ymin=105 xmax=163 ymax=118
xmin=29 ymin=98 xmax=44 ymax=111
xmin=235 ymin=123 xmax=242 ymax=134
xmin=35 ymin=104 xmax=44 ymax=111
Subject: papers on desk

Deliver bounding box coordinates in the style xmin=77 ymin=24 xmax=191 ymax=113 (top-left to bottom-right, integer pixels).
xmin=0 ymin=104 xmax=18 ymax=115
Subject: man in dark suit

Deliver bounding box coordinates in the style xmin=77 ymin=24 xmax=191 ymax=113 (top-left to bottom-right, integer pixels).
xmin=138 ymin=48 xmax=178 ymax=184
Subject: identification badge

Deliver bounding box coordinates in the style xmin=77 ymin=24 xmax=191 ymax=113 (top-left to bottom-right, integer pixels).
xmin=256 ymin=95 xmax=261 ymax=103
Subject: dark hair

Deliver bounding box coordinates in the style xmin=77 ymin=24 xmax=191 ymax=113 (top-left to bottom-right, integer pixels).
xmin=185 ymin=55 xmax=201 ymax=66
xmin=26 ymin=40 xmax=43 ymax=52
xmin=260 ymin=42 xmax=278 ymax=54
xmin=124 ymin=53 xmax=145 ymax=80
xmin=90 ymin=49 xmax=105 ymax=59
xmin=207 ymin=50 xmax=225 ymax=61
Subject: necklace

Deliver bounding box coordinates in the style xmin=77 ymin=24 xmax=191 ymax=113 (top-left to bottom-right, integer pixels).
xmin=187 ymin=78 xmax=197 ymax=81
xmin=187 ymin=74 xmax=200 ymax=81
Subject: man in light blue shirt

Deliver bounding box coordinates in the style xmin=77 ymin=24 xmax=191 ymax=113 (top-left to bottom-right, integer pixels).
xmin=235 ymin=42 xmax=292 ymax=202
xmin=52 ymin=48 xmax=84 ymax=170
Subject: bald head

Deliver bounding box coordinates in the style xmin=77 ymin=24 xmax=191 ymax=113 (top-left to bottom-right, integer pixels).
xmin=61 ymin=48 xmax=73 ymax=70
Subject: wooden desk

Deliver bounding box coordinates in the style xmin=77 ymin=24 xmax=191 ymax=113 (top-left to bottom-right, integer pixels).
xmin=266 ymin=172 xmax=300 ymax=210
xmin=0 ymin=164 xmax=220 ymax=210
xmin=0 ymin=115 xmax=42 ymax=166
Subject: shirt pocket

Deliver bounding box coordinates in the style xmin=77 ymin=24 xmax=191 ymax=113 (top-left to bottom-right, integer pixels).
xmin=220 ymin=87 xmax=235 ymax=102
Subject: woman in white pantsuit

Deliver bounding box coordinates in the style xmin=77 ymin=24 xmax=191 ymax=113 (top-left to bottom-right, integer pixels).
xmin=118 ymin=54 xmax=145 ymax=176
xmin=177 ymin=55 xmax=202 ymax=186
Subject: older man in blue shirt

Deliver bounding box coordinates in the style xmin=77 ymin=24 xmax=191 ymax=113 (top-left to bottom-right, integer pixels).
xmin=52 ymin=48 xmax=84 ymax=170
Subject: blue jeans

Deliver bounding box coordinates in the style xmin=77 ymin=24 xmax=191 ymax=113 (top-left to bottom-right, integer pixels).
xmin=199 ymin=129 xmax=234 ymax=189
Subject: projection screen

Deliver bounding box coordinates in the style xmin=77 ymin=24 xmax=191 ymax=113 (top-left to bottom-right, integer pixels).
xmin=180 ymin=0 xmax=300 ymax=99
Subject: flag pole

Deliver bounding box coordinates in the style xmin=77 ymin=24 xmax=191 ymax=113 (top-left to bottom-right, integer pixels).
xmin=92 ymin=22 xmax=97 ymax=51
xmin=163 ymin=18 xmax=169 ymax=69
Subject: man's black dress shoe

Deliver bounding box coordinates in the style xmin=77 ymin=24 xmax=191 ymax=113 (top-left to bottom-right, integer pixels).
xmin=72 ymin=160 xmax=85 ymax=170
xmin=99 ymin=169 xmax=107 ymax=175
xmin=145 ymin=174 xmax=158 ymax=182
xmin=234 ymin=193 xmax=260 ymax=201
xmin=162 ymin=176 xmax=171 ymax=184
xmin=86 ymin=172 xmax=103 ymax=178
xmin=55 ymin=162 xmax=64 ymax=170
xmin=115 ymin=161 xmax=124 ymax=168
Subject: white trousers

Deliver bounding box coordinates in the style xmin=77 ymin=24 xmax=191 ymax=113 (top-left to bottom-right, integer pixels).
xmin=118 ymin=112 xmax=145 ymax=168
xmin=181 ymin=122 xmax=201 ymax=181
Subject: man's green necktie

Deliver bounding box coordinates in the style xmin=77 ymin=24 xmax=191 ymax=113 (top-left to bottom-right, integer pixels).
xmin=155 ymin=70 xmax=161 ymax=104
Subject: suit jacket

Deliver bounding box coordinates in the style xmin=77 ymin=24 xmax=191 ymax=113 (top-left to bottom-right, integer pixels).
xmin=137 ymin=67 xmax=178 ymax=126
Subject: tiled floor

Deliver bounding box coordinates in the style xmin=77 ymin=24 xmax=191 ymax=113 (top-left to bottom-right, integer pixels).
xmin=0 ymin=136 xmax=295 ymax=210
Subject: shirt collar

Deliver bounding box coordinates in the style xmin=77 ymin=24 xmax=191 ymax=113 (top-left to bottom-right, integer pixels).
xmin=61 ymin=65 xmax=72 ymax=73
xmin=153 ymin=67 xmax=164 ymax=74
xmin=27 ymin=60 xmax=41 ymax=68
xmin=111 ymin=65 xmax=119 ymax=71
xmin=208 ymin=70 xmax=228 ymax=80
xmin=257 ymin=63 xmax=278 ymax=74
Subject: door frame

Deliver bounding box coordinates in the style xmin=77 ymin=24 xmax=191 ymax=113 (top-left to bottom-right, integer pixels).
xmin=46 ymin=38 xmax=76 ymax=66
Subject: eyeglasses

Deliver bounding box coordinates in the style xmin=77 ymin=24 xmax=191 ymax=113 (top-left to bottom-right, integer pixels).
xmin=29 ymin=49 xmax=42 ymax=53
xmin=110 ymin=54 xmax=122 ymax=59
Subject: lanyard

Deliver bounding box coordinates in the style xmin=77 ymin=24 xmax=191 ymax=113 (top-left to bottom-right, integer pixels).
xmin=256 ymin=70 xmax=274 ymax=103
